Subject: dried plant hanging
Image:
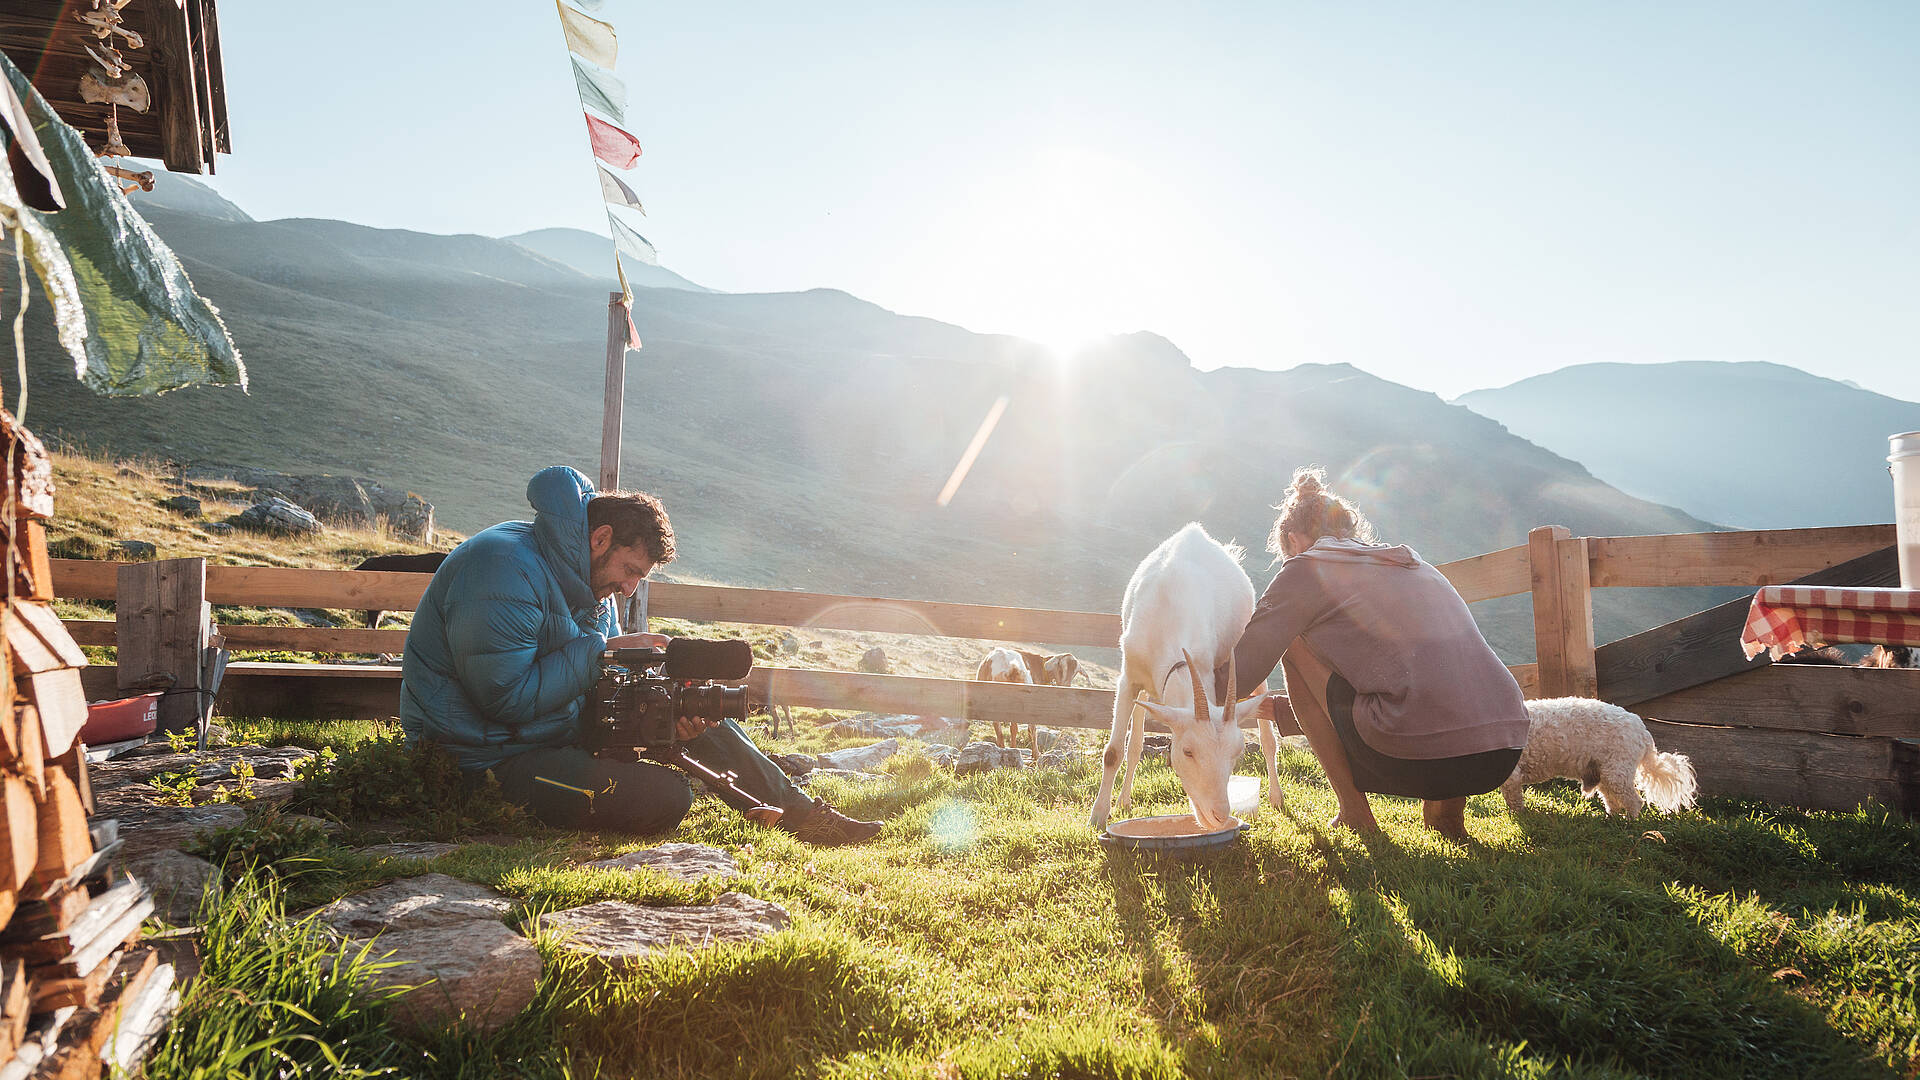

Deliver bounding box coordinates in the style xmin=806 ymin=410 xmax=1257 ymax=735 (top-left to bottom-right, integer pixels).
xmin=75 ymin=0 xmax=151 ymax=192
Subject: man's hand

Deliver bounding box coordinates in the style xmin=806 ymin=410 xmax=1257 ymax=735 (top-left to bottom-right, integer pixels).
xmin=675 ymin=715 xmax=717 ymax=740
xmin=608 ymin=632 xmax=671 ymax=650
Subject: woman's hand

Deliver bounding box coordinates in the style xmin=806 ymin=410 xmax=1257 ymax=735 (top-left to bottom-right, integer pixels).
xmin=675 ymin=715 xmax=717 ymax=740
xmin=608 ymin=631 xmax=671 ymax=649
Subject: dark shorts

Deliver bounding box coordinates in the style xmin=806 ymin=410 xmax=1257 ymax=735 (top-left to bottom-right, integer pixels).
xmin=1327 ymin=674 xmax=1521 ymax=801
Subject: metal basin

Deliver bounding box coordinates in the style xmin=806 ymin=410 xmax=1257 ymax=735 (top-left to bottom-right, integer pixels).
xmin=1099 ymin=813 xmax=1248 ymax=853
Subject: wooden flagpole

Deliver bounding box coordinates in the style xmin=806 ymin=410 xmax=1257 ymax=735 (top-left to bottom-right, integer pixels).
xmin=598 ymin=290 xmax=629 ymax=492
xmin=599 ymin=289 xmax=649 ymax=632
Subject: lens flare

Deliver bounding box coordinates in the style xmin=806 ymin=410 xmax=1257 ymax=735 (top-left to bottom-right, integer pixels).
xmin=928 ymin=798 xmax=980 ymax=855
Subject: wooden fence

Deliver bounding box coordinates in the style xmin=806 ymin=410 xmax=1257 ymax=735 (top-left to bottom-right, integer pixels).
xmin=55 ymin=521 xmax=1920 ymax=813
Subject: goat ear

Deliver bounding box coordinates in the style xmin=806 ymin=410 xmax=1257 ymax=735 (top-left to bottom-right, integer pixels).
xmin=1137 ymin=700 xmax=1186 ymax=727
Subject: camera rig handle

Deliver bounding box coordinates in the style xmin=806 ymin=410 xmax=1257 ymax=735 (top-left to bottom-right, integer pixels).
xmin=596 ymin=743 xmax=783 ymax=827
xmin=642 ymin=745 xmax=784 ymax=828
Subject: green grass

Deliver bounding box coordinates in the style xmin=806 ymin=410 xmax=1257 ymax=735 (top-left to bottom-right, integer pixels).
xmin=147 ymin=717 xmax=1920 ymax=1080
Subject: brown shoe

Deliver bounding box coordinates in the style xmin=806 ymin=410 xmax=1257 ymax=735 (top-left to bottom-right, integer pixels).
xmin=780 ymin=801 xmax=884 ymax=846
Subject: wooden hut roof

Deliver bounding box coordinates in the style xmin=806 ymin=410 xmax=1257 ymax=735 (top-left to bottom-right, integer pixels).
xmin=0 ymin=0 xmax=229 ymax=174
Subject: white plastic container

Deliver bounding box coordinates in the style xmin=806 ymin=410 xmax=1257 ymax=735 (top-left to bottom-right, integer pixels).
xmin=1227 ymin=774 xmax=1263 ymax=819
xmin=1892 ymin=431 xmax=1920 ymax=589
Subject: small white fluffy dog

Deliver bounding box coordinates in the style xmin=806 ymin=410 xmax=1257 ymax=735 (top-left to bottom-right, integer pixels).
xmin=1501 ymin=697 xmax=1698 ymax=816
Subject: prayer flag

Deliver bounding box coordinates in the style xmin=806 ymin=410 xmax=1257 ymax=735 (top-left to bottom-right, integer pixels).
xmin=571 ymin=56 xmax=627 ymax=124
xmin=608 ymin=213 xmax=658 ymax=265
xmin=597 ymin=163 xmax=645 ymax=214
xmin=585 ymin=112 xmax=642 ymax=169
xmin=556 ymin=2 xmax=618 ymax=69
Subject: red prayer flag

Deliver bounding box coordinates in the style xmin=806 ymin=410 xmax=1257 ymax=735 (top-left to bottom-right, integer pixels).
xmin=585 ymin=112 xmax=642 ymax=169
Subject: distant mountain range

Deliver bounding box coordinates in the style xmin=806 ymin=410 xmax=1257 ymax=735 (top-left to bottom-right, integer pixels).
xmin=20 ymin=175 xmax=1746 ymax=661
xmin=502 ymin=228 xmax=711 ymax=293
xmin=1458 ymin=362 xmax=1920 ymax=530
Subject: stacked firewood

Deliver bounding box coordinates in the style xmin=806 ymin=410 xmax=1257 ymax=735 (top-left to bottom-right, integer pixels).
xmin=0 ymin=413 xmax=175 ymax=1077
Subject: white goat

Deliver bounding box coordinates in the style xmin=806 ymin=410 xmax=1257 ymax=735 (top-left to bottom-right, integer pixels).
xmin=1090 ymin=523 xmax=1278 ymax=831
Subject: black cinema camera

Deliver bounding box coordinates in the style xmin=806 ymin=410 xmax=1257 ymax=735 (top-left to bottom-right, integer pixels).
xmin=583 ymin=639 xmax=783 ymax=826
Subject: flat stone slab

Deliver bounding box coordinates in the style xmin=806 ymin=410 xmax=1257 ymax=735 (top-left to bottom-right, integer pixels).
xmin=534 ymin=893 xmax=789 ymax=969
xmin=364 ymin=919 xmax=542 ymax=1035
xmin=356 ymin=842 xmax=461 ymax=861
xmin=91 ymin=746 xmax=315 ymax=790
xmin=112 ymin=805 xmax=248 ymax=859
xmin=315 ymin=874 xmax=513 ymax=936
xmin=584 ymin=843 xmax=737 ymax=882
xmin=123 ymin=850 xmax=220 ymax=926
xmin=804 ymin=768 xmax=887 ymax=783
xmin=815 ymin=738 xmax=899 ymax=772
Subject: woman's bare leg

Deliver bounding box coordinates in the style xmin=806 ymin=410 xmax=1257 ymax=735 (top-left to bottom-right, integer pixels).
xmin=1422 ymin=797 xmax=1468 ymax=840
xmin=1280 ymin=643 xmax=1378 ymax=834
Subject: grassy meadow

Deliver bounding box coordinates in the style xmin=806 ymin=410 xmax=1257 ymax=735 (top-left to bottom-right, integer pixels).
xmin=44 ymin=446 xmax=1920 ymax=1077
xmin=147 ymin=720 xmax=1919 ymax=1080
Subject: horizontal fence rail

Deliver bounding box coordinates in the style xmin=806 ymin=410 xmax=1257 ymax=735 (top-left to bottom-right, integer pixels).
xmin=54 ymin=560 xmax=1121 ymax=648
xmin=1434 ymin=544 xmax=1532 ymax=603
xmin=1585 ymin=524 xmax=1896 ymax=589
xmin=53 ymin=522 xmax=1918 ymax=817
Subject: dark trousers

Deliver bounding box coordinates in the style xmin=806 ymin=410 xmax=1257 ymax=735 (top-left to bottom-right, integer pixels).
xmin=1326 ymin=673 xmax=1522 ymax=801
xmin=489 ymin=719 xmax=812 ymax=834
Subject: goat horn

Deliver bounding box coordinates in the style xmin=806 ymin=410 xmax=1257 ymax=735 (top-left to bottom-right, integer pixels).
xmin=1183 ymin=649 xmax=1208 ymax=725
xmin=1223 ymin=650 xmax=1237 ymax=723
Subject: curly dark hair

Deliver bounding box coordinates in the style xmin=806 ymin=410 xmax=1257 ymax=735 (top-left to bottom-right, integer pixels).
xmin=587 ymin=490 xmax=677 ymax=564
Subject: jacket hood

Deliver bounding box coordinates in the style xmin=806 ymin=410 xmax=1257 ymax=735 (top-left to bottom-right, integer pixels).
xmin=1293 ymin=536 xmax=1421 ymax=568
xmin=528 ymin=465 xmax=601 ymax=618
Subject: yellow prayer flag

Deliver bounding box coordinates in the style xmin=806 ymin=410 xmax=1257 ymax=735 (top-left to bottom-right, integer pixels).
xmin=556 ymin=1 xmax=617 ymax=69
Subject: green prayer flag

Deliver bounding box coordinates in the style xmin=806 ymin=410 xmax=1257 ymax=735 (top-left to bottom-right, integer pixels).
xmin=0 ymin=51 xmax=244 ymax=396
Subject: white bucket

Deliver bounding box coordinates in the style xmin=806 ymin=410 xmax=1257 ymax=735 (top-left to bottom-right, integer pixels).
xmin=1892 ymin=431 xmax=1920 ymax=589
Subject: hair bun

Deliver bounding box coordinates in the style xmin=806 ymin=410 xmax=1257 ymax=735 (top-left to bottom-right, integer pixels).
xmin=1288 ymin=466 xmax=1328 ymax=498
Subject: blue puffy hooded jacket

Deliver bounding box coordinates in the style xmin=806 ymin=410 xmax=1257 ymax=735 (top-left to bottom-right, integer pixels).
xmin=399 ymin=466 xmax=618 ymax=771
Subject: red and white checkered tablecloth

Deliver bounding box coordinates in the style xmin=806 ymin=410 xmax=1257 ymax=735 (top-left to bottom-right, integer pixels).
xmin=1740 ymin=586 xmax=1920 ymax=660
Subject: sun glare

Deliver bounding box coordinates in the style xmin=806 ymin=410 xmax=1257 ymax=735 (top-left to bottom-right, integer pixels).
xmin=925 ymin=145 xmax=1176 ymax=352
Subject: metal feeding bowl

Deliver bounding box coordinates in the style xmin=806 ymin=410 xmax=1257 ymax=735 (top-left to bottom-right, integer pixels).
xmin=1099 ymin=814 xmax=1249 ymax=853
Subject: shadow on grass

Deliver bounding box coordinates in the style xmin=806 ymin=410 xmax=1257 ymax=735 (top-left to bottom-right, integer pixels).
xmin=1093 ymin=781 xmax=1900 ymax=1079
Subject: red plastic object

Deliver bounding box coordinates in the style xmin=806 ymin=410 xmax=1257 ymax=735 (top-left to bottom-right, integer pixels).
xmin=80 ymin=691 xmax=162 ymax=745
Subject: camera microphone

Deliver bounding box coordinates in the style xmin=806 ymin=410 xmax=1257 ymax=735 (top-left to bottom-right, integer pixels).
xmin=664 ymin=637 xmax=754 ymax=681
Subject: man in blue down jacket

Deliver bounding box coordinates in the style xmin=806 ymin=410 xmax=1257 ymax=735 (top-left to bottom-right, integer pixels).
xmin=399 ymin=465 xmax=883 ymax=845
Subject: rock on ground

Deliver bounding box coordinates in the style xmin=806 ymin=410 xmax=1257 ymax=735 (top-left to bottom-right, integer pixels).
xmin=830 ymin=714 xmax=970 ymax=746
xmin=230 ymin=496 xmax=322 ymax=535
xmin=186 ymin=465 xmax=435 ymax=541
xmin=585 ymin=843 xmax=738 ymax=882
xmin=315 ymin=874 xmax=513 ymax=935
xmin=123 ymin=850 xmax=220 ymax=926
xmin=533 ymin=893 xmax=789 ymax=970
xmin=767 ymin=752 xmax=816 ymax=776
xmin=355 ymin=842 xmax=461 ymax=862
xmin=363 ymin=920 xmax=542 ymax=1035
xmin=112 ymin=805 xmax=248 ymax=859
xmin=954 ymin=742 xmax=1029 ymax=775
xmin=317 ymin=873 xmax=538 ymax=1035
xmin=815 ymin=738 xmax=899 ymax=773
xmin=858 ymin=646 xmax=888 ymax=672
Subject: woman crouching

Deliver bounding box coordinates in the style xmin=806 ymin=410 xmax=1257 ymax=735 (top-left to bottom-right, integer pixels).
xmin=1233 ymin=467 xmax=1527 ymax=839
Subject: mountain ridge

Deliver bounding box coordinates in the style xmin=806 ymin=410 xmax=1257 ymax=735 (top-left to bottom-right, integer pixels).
xmin=1458 ymin=361 xmax=1920 ymax=530
xmin=29 ymin=179 xmax=1741 ymax=661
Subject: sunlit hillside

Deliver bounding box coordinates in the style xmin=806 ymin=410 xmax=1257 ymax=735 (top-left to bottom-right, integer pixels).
xmin=18 ymin=175 xmax=1745 ymax=663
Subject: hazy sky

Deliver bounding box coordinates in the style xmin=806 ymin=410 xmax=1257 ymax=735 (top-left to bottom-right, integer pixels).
xmin=182 ymin=2 xmax=1917 ymax=401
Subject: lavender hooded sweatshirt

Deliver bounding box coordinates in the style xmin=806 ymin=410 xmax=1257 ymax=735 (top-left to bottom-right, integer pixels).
xmin=1232 ymin=538 xmax=1528 ymax=761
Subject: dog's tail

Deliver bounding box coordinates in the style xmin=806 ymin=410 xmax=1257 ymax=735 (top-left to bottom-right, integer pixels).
xmin=1636 ymin=742 xmax=1698 ymax=814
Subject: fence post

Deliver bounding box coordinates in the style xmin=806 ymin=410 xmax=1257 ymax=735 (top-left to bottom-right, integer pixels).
xmin=115 ymin=557 xmax=209 ymax=734
xmin=1528 ymin=526 xmax=1597 ymax=699
xmin=1556 ymin=534 xmax=1598 ymax=698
